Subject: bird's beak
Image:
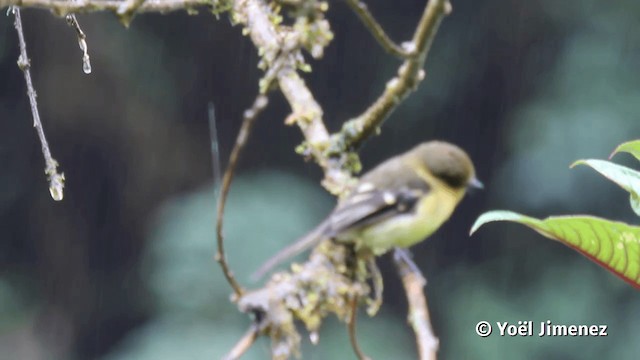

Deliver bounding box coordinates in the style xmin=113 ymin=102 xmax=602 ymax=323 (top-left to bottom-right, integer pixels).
xmin=468 ymin=177 xmax=484 ymax=190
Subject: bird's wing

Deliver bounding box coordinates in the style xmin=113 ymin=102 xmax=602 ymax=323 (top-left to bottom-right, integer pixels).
xmin=325 ymin=186 xmax=426 ymax=236
xmin=323 ymin=154 xmax=432 ymax=235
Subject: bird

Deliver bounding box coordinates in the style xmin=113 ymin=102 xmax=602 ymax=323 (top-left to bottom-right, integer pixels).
xmin=253 ymin=140 xmax=482 ymax=279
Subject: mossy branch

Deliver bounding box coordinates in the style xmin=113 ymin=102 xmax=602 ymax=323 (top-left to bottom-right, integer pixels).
xmin=0 ymin=0 xmax=210 ymax=17
xmin=231 ymin=0 xmax=354 ymax=195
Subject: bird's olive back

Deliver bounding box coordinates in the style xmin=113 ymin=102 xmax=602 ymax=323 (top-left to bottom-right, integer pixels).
xmin=414 ymin=141 xmax=475 ymax=189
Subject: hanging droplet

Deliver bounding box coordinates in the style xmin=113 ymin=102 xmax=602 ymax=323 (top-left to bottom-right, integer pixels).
xmin=309 ymin=331 xmax=319 ymax=345
xmin=47 ymin=172 xmax=65 ymax=201
xmin=82 ymin=57 xmax=92 ymax=74
xmin=49 ymin=184 xmax=64 ymax=201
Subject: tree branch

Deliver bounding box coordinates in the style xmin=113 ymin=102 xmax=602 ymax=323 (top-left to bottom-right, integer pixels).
xmin=223 ymin=325 xmax=260 ymax=360
xmin=394 ymin=249 xmax=439 ymax=360
xmin=117 ymin=0 xmax=147 ymax=26
xmin=0 ymin=0 xmax=209 ymax=15
xmin=12 ymin=6 xmax=66 ymax=201
xmin=344 ymin=0 xmax=414 ymax=59
xmin=232 ymin=0 xmax=355 ymax=195
xmin=331 ymin=0 xmax=452 ymax=152
xmin=237 ymin=240 xmax=374 ymax=360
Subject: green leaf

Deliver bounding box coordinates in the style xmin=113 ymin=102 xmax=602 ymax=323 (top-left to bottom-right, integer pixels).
xmin=610 ymin=140 xmax=640 ymax=162
xmin=571 ymin=159 xmax=640 ymax=216
xmin=470 ymin=210 xmax=640 ymax=289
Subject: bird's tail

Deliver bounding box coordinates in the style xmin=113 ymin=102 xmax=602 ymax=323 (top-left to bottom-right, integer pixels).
xmin=251 ymin=221 xmax=329 ymax=281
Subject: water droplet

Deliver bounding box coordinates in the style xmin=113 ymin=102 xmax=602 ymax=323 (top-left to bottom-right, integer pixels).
xmin=49 ymin=185 xmax=64 ymax=201
xmin=82 ymin=58 xmax=92 ymax=74
xmin=309 ymin=331 xmax=319 ymax=345
xmin=401 ymin=41 xmax=416 ymax=53
xmin=47 ymin=172 xmax=65 ymax=201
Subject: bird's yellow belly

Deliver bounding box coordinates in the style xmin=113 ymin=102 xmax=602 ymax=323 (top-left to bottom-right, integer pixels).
xmin=353 ymin=191 xmax=458 ymax=255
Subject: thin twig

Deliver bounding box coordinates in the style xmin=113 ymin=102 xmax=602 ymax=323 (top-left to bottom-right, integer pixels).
xmin=12 ymin=6 xmax=65 ymax=201
xmin=394 ymin=249 xmax=439 ymax=360
xmin=348 ymin=295 xmax=371 ymax=360
xmin=223 ymin=325 xmax=260 ymax=360
xmin=215 ymin=94 xmax=269 ymax=298
xmin=344 ymin=0 xmax=414 ymax=59
xmin=209 ymin=102 xmax=222 ymax=206
xmin=334 ymin=0 xmax=452 ymax=151
xmin=65 ymin=13 xmax=92 ymax=74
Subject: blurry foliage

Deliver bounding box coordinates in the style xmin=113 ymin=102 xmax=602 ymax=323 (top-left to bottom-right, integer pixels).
xmin=495 ymin=1 xmax=640 ymax=213
xmin=437 ymin=256 xmax=640 ymax=359
xmin=0 ymin=278 xmax=30 ymax=330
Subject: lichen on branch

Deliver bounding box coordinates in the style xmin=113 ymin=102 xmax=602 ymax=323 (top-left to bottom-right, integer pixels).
xmin=236 ymin=240 xmax=379 ymax=359
xmin=232 ymin=0 xmax=357 ymax=195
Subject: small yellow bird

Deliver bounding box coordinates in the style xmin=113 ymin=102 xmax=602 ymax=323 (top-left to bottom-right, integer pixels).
xmin=254 ymin=140 xmax=481 ymax=278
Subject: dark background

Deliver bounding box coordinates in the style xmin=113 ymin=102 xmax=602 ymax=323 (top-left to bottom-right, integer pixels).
xmin=1 ymin=0 xmax=639 ymax=359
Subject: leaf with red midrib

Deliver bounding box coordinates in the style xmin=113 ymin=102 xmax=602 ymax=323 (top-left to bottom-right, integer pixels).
xmin=470 ymin=210 xmax=640 ymax=289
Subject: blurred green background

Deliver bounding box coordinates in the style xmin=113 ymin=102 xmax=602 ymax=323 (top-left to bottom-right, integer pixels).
xmin=1 ymin=0 xmax=639 ymax=359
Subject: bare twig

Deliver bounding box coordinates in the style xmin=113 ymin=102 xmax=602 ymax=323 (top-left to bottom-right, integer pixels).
xmin=215 ymin=94 xmax=269 ymax=297
xmin=12 ymin=7 xmax=66 ymax=201
xmin=344 ymin=0 xmax=414 ymax=59
xmin=209 ymin=102 xmax=222 ymax=203
xmin=65 ymin=13 xmax=91 ymax=74
xmin=223 ymin=325 xmax=260 ymax=360
xmin=394 ymin=249 xmax=439 ymax=360
xmin=348 ymin=295 xmax=371 ymax=360
xmin=332 ymin=0 xmax=452 ymax=152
